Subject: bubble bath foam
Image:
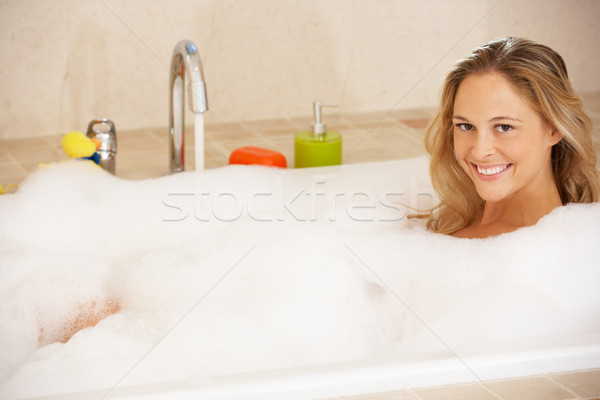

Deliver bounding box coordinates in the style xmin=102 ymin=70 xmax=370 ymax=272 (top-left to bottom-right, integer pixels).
xmin=0 ymin=156 xmax=598 ymax=399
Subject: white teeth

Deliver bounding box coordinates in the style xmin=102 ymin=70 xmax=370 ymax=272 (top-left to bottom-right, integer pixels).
xmin=477 ymin=164 xmax=509 ymax=176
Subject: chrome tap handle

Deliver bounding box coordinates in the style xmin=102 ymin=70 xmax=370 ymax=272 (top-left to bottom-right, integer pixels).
xmin=87 ymin=118 xmax=117 ymax=175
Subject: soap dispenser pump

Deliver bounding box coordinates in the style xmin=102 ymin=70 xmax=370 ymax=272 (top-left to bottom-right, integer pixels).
xmin=294 ymin=101 xmax=342 ymax=168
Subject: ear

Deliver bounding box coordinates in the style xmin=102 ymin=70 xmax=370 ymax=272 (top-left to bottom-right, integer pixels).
xmin=549 ymin=128 xmax=563 ymax=146
xmin=545 ymin=122 xmax=563 ymax=146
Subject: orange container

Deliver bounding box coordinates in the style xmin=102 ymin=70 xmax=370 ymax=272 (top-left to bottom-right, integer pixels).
xmin=229 ymin=146 xmax=287 ymax=168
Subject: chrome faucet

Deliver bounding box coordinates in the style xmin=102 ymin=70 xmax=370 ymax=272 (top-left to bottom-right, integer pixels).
xmin=169 ymin=40 xmax=208 ymax=173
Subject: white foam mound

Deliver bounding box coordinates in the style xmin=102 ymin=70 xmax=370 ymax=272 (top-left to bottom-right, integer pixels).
xmin=0 ymin=157 xmax=598 ymax=399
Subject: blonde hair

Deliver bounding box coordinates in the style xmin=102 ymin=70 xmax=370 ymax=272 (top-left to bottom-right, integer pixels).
xmin=424 ymin=37 xmax=599 ymax=234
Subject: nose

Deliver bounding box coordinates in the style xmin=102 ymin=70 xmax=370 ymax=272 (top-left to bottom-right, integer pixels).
xmin=471 ymin=131 xmax=496 ymax=160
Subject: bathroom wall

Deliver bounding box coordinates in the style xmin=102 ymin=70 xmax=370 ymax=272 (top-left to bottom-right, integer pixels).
xmin=0 ymin=0 xmax=599 ymax=139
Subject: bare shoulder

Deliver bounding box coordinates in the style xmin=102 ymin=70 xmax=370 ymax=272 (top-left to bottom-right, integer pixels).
xmin=451 ymin=225 xmax=478 ymax=238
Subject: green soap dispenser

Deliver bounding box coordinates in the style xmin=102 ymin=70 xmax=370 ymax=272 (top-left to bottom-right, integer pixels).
xmin=294 ymin=101 xmax=342 ymax=168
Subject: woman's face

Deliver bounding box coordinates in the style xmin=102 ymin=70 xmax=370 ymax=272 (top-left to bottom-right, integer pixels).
xmin=452 ymin=72 xmax=562 ymax=204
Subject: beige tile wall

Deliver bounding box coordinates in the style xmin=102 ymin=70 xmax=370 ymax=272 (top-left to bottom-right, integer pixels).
xmin=1 ymin=0 xmax=599 ymax=140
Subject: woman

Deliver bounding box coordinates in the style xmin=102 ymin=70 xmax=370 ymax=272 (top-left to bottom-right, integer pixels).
xmin=424 ymin=37 xmax=598 ymax=238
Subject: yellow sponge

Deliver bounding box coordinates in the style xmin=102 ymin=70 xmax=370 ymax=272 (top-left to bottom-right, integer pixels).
xmin=62 ymin=131 xmax=97 ymax=158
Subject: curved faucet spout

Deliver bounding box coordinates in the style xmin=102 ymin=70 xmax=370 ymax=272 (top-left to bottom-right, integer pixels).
xmin=169 ymin=39 xmax=208 ymax=173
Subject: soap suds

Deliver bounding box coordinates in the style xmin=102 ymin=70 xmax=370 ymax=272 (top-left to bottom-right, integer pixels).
xmin=0 ymin=158 xmax=598 ymax=399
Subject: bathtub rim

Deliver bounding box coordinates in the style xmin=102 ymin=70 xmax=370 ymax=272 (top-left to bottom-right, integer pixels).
xmin=32 ymin=341 xmax=600 ymax=400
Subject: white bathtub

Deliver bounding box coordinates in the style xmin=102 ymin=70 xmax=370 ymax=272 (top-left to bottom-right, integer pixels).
xmin=1 ymin=156 xmax=599 ymax=399
xmin=38 ymin=342 xmax=599 ymax=400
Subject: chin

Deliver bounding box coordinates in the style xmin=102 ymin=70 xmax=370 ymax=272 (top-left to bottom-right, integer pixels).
xmin=476 ymin=191 xmax=510 ymax=203
xmin=472 ymin=185 xmax=511 ymax=203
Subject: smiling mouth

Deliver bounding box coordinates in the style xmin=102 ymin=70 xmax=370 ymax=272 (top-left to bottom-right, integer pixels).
xmin=472 ymin=163 xmax=512 ymax=176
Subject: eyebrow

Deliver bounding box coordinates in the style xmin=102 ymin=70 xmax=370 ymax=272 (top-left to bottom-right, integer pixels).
xmin=452 ymin=115 xmax=522 ymax=123
xmin=490 ymin=116 xmax=522 ymax=123
xmin=452 ymin=115 xmax=470 ymax=122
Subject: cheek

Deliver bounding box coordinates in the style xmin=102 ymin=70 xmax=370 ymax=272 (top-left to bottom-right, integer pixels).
xmin=452 ymin=134 xmax=473 ymax=175
xmin=452 ymin=133 xmax=469 ymax=159
xmin=504 ymin=140 xmax=537 ymax=163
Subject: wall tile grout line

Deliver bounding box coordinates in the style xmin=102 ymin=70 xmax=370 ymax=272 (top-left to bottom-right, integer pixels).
xmin=546 ymin=373 xmax=584 ymax=399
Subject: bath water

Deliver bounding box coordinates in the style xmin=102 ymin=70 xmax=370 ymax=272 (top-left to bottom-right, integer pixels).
xmin=0 ymin=157 xmax=598 ymax=399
